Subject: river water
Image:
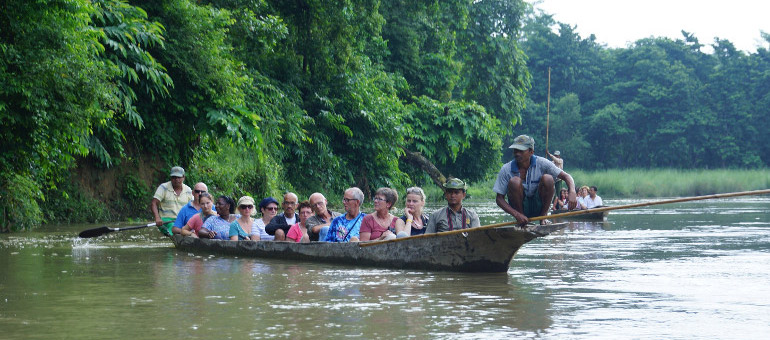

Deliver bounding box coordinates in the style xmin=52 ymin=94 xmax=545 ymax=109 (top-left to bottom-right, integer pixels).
xmin=1 ymin=197 xmax=769 ymax=339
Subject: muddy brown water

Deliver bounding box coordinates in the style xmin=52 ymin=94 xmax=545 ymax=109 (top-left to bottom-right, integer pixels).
xmin=1 ymin=197 xmax=769 ymax=338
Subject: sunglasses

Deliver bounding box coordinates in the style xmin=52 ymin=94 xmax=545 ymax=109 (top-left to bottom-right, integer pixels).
xmin=194 ymin=190 xmax=206 ymax=194
xmin=239 ymin=205 xmax=254 ymax=210
xmin=264 ymin=206 xmax=279 ymax=211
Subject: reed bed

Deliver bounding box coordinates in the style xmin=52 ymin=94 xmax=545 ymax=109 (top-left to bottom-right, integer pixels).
xmin=423 ymin=169 xmax=770 ymax=201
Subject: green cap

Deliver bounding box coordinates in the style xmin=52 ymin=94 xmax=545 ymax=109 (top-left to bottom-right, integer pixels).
xmin=170 ymin=166 xmax=185 ymax=177
xmin=509 ymin=135 xmax=535 ymax=151
xmin=443 ymin=178 xmax=467 ymax=191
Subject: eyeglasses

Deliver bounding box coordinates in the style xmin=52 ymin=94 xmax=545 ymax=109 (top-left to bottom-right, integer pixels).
xmin=239 ymin=205 xmax=254 ymax=210
xmin=194 ymin=190 xmax=206 ymax=194
xmin=342 ymin=198 xmax=357 ymax=203
xmin=264 ymin=206 xmax=279 ymax=211
xmin=373 ymin=197 xmax=385 ymax=202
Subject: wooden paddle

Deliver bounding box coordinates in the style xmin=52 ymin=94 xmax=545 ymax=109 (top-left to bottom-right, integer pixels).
xmin=359 ymin=189 xmax=770 ymax=248
xmin=78 ymin=222 xmax=156 ymax=238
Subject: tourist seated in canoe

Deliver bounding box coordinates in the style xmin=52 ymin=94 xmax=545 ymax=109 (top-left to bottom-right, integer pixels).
xmin=305 ymin=193 xmax=342 ymax=242
xmin=584 ymin=186 xmax=603 ymax=208
xmin=229 ymin=196 xmax=260 ymax=241
xmin=426 ymin=178 xmax=480 ymax=233
xmin=553 ymin=188 xmax=569 ymax=211
xmin=265 ymin=192 xmax=299 ymax=241
xmin=199 ymin=195 xmax=238 ymax=240
xmin=360 ymin=187 xmax=399 ymax=241
xmin=394 ymin=186 xmax=429 ymax=238
xmin=180 ymin=192 xmax=216 ymax=238
xmin=254 ymin=197 xmax=279 ymax=241
xmin=172 ymin=182 xmax=213 ymax=235
xmin=493 ymin=134 xmax=577 ymax=226
xmin=574 ymin=186 xmax=589 ymax=210
xmin=324 ymin=187 xmax=366 ymax=242
xmin=287 ymin=201 xmax=313 ymax=243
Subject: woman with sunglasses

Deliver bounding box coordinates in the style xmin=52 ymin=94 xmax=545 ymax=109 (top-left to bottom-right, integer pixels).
xmin=359 ymin=187 xmax=398 ymax=241
xmin=199 ymin=195 xmax=238 ymax=239
xmin=253 ymin=197 xmax=279 ymax=241
xmin=229 ymin=196 xmax=260 ymax=241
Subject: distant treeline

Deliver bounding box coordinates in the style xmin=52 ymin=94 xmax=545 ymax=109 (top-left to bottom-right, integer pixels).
xmin=514 ymin=12 xmax=770 ymax=169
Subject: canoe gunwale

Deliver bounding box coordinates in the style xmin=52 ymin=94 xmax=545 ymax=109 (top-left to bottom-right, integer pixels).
xmin=170 ymin=225 xmax=564 ymax=272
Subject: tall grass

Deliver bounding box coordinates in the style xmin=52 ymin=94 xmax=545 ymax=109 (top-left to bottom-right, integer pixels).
xmin=422 ymin=169 xmax=770 ymax=201
xmin=570 ymin=169 xmax=770 ymax=198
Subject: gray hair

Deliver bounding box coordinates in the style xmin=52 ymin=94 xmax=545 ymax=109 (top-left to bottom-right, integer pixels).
xmin=405 ymin=187 xmax=426 ymax=202
xmin=375 ymin=187 xmax=398 ymax=210
xmin=346 ymin=187 xmax=364 ymax=204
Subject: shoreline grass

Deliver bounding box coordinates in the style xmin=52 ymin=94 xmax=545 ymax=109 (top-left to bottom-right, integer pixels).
xmin=421 ymin=168 xmax=770 ymax=201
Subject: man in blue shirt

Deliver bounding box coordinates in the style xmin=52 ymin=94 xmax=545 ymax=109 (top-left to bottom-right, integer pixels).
xmin=171 ymin=182 xmax=213 ymax=234
xmin=325 ymin=187 xmax=366 ymax=242
xmin=493 ymin=135 xmax=577 ymax=225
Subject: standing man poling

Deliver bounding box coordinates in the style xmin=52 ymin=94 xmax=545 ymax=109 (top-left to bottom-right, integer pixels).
xmin=546 ymin=150 xmax=565 ymax=196
xmin=151 ymin=166 xmax=193 ymax=236
xmin=494 ymin=135 xmax=577 ymax=225
xmin=425 ymin=178 xmax=480 ymax=233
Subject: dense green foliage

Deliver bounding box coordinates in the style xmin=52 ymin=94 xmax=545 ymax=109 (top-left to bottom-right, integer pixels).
xmin=518 ymin=10 xmax=770 ymax=169
xmin=1 ymin=0 xmax=530 ymax=229
xmin=2 ymin=1 xmax=768 ymax=229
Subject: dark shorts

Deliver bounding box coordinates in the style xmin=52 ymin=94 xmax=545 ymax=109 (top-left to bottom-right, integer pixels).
xmin=509 ymin=188 xmax=544 ymax=218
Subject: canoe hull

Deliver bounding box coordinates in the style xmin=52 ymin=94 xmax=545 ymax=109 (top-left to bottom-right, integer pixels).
xmin=170 ymin=225 xmax=563 ymax=272
xmin=551 ymin=208 xmax=609 ymax=221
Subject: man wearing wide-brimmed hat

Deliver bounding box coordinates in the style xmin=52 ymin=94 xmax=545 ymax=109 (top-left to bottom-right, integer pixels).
xmin=493 ymin=135 xmax=576 ymax=225
xmin=425 ymin=178 xmax=480 ymax=233
xmin=151 ymin=166 xmax=193 ymax=236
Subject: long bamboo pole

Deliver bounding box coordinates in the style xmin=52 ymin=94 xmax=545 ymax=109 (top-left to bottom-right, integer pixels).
xmin=358 ymin=189 xmax=770 ymax=248
xmin=545 ymin=67 xmax=551 ymax=154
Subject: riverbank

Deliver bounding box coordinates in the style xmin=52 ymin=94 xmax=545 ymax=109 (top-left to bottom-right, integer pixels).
xmin=423 ymin=168 xmax=770 ymax=202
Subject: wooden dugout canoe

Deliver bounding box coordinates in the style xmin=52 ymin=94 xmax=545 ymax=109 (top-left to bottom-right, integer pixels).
xmin=550 ymin=207 xmax=609 ymax=221
xmin=169 ymin=224 xmax=566 ymax=273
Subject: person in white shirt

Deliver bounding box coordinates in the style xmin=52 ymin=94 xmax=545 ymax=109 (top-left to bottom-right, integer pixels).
xmin=584 ymin=186 xmax=603 ymax=208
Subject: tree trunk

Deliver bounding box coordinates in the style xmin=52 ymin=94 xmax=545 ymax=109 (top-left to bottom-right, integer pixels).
xmin=400 ymin=148 xmax=446 ymax=188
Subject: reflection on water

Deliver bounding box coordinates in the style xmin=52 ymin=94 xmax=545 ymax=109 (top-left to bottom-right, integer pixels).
xmin=1 ymin=198 xmax=769 ymax=338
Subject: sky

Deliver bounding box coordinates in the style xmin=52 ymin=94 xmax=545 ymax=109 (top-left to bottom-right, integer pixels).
xmin=527 ymin=0 xmax=770 ymax=52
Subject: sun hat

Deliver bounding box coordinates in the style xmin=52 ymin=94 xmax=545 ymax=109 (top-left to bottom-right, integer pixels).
xmin=237 ymin=196 xmax=255 ymax=207
xmin=508 ymin=135 xmax=535 ymax=151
